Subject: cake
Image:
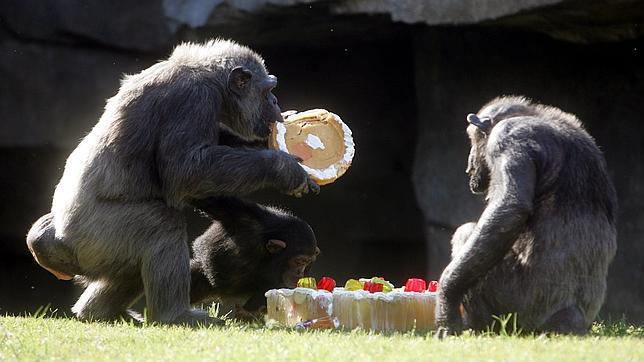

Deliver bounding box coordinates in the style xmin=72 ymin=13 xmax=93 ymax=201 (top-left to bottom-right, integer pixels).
xmin=265 ymin=288 xmax=333 ymax=325
xmin=265 ymin=277 xmax=438 ymax=333
xmin=269 ymin=109 xmax=355 ymax=185
xmin=332 ymin=288 xmax=437 ymax=333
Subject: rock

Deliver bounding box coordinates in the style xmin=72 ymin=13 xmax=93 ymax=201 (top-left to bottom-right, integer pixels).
xmin=0 ymin=0 xmax=172 ymax=51
xmin=332 ymin=0 xmax=563 ymax=25
xmin=0 ymin=37 xmax=159 ymax=147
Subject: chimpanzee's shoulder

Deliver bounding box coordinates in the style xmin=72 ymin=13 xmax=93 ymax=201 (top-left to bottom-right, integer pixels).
xmin=487 ymin=117 xmax=547 ymax=153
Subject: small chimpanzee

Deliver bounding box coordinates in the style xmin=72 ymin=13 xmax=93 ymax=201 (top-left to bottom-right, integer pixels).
xmin=436 ymin=96 xmax=617 ymax=336
xmin=190 ymin=197 xmax=319 ymax=319
xmin=26 ymin=39 xmax=319 ymax=325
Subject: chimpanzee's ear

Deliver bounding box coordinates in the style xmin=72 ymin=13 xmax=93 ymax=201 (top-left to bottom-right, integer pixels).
xmin=228 ymin=66 xmax=253 ymax=96
xmin=266 ymin=239 xmax=287 ymax=254
xmin=467 ymin=113 xmax=492 ymax=133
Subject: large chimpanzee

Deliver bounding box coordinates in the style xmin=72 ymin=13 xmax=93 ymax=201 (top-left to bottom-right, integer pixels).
xmin=436 ymin=96 xmax=617 ymax=336
xmin=190 ymin=197 xmax=319 ymax=319
xmin=26 ymin=39 xmax=319 ymax=325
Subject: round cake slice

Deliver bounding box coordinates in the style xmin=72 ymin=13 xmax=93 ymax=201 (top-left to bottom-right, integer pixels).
xmin=270 ymin=109 xmax=355 ymax=185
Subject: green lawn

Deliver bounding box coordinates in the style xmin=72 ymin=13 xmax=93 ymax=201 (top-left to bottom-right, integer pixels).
xmin=1 ymin=314 xmax=642 ymax=361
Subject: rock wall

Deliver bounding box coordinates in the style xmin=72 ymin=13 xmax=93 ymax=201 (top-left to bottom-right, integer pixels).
xmin=1 ymin=1 xmax=642 ymax=321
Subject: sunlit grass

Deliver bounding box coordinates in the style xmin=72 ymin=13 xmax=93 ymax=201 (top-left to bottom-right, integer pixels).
xmin=0 ymin=309 xmax=642 ymax=361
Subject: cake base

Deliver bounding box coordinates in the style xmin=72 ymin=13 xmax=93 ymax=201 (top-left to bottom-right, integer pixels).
xmin=333 ymin=288 xmax=436 ymax=332
xmin=265 ymin=288 xmax=437 ymax=332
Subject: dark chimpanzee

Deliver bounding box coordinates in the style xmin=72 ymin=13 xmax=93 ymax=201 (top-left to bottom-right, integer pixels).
xmin=26 ymin=39 xmax=319 ymax=325
xmin=436 ymin=96 xmax=617 ymax=336
xmin=190 ymin=197 xmax=319 ymax=319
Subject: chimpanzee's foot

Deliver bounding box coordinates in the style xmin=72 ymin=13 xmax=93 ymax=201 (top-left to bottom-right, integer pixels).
xmin=539 ymin=305 xmax=587 ymax=335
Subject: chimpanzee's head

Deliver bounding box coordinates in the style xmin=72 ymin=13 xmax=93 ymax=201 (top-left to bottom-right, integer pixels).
xmin=262 ymin=211 xmax=320 ymax=289
xmin=465 ymin=113 xmax=492 ymax=195
xmin=223 ymin=42 xmax=283 ymax=141
xmin=168 ymin=40 xmax=283 ymax=141
xmin=466 ymin=96 xmax=536 ymax=194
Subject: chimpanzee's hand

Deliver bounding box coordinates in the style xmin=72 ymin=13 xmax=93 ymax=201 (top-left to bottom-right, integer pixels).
xmin=288 ymin=172 xmax=320 ymax=199
xmin=435 ymin=292 xmax=464 ymax=338
xmin=285 ymin=154 xmax=320 ymax=198
xmin=268 ymin=151 xmax=320 ymax=197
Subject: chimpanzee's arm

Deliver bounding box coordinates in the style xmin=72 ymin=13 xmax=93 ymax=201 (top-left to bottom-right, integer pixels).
xmin=155 ymin=85 xmax=311 ymax=205
xmin=437 ymin=145 xmax=536 ymax=333
xmin=160 ymin=141 xmax=302 ymax=204
xmin=189 ymin=259 xmax=214 ymax=304
xmin=218 ymin=125 xmax=269 ymax=149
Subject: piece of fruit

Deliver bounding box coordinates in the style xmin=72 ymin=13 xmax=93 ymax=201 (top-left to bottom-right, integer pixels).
xmin=370 ymin=277 xmax=394 ymax=292
xmin=344 ymin=279 xmax=364 ymax=291
xmin=363 ymin=281 xmax=384 ymax=293
xmin=297 ymin=277 xmax=317 ymax=289
xmin=428 ymin=280 xmax=439 ymax=292
xmin=404 ymin=278 xmax=426 ymax=292
xmin=316 ymin=277 xmax=336 ymax=292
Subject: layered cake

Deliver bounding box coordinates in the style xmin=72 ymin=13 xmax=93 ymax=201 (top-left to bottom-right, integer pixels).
xmin=265 ymin=277 xmax=438 ymax=333
xmin=270 ymin=109 xmax=354 ymax=185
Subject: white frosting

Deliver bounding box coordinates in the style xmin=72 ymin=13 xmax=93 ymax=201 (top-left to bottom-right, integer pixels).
xmin=281 ymin=110 xmax=297 ymax=118
xmin=265 ymin=287 xmax=333 ymax=299
xmin=265 ymin=287 xmax=334 ymax=316
xmin=265 ymin=288 xmax=293 ymax=298
xmin=332 ymin=288 xmax=437 ymax=302
xmin=275 ymin=122 xmax=288 ymax=153
xmin=266 ymin=287 xmax=436 ymax=301
xmin=275 ymin=109 xmax=355 ymax=182
xmin=305 ymin=134 xmax=325 ymax=150
xmin=301 ymin=164 xmax=338 ymax=180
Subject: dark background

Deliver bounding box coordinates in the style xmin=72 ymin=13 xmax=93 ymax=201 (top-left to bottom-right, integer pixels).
xmin=1 ymin=1 xmax=643 ymax=322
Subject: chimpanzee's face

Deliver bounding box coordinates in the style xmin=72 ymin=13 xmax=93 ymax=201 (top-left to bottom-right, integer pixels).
xmin=227 ymin=66 xmax=283 ymax=140
xmin=281 ymin=249 xmax=320 ymax=288
xmin=253 ymin=75 xmax=282 ymax=139
xmin=466 ymin=124 xmax=491 ymax=195
xmin=263 ymin=220 xmax=320 ymax=289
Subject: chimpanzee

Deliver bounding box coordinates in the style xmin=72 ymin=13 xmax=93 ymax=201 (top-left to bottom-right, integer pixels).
xmin=190 ymin=197 xmax=319 ymax=320
xmin=26 ymin=39 xmax=319 ymax=325
xmin=436 ymin=96 xmax=617 ymax=336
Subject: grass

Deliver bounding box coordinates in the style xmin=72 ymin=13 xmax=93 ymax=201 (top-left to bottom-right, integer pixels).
xmin=0 ymin=309 xmax=642 ymax=361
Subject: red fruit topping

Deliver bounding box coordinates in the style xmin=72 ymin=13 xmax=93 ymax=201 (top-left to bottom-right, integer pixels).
xmin=404 ymin=278 xmax=426 ymax=292
xmin=363 ymin=281 xmax=384 ymax=293
xmin=428 ymin=280 xmax=439 ymax=292
xmin=316 ymin=277 xmax=336 ymax=292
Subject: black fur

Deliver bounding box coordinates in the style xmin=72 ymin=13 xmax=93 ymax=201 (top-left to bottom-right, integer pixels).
xmin=26 ymin=39 xmax=318 ymax=325
xmin=436 ymin=96 xmax=617 ymax=336
xmin=190 ymin=197 xmax=319 ymax=316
